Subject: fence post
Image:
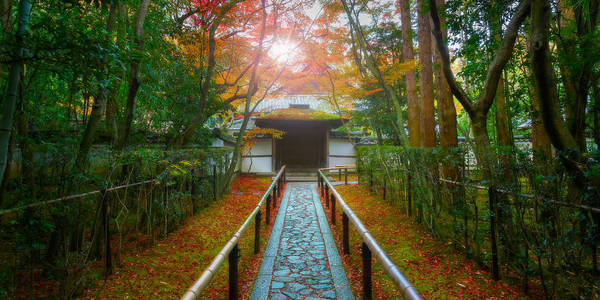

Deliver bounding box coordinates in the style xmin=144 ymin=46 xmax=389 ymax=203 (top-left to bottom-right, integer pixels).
xmin=344 ymin=168 xmax=348 ymax=185
xmin=229 ymin=244 xmax=240 ymax=300
xmin=272 ymin=189 xmax=277 ymax=209
xmin=369 ymin=169 xmax=373 ymax=192
xmin=254 ymin=211 xmax=261 ymax=254
xmin=266 ymin=194 xmax=271 ymax=225
xmin=330 ymin=193 xmax=336 ymax=225
xmin=362 ymin=242 xmax=372 ymax=300
xmin=101 ymin=189 xmax=112 ymax=278
xmin=383 ymin=177 xmax=387 ymax=201
xmin=489 ymin=186 xmax=500 ymax=280
xmin=342 ymin=212 xmax=349 ymax=255
xmin=338 ymin=168 xmax=342 ymax=181
xmin=407 ymin=172 xmax=412 ymax=217
xmin=213 ymin=165 xmax=217 ymax=201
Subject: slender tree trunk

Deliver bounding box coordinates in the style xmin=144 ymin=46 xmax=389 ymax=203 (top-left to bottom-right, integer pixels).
xmin=418 ymin=0 xmax=435 ymax=148
xmin=490 ymin=2 xmax=513 ymax=148
xmin=594 ymin=83 xmax=600 ymax=149
xmin=16 ymin=74 xmax=34 ymax=188
xmin=400 ymin=0 xmax=421 ymax=147
xmin=531 ymin=0 xmax=584 ymax=178
xmin=341 ymin=0 xmax=409 ymax=146
xmin=495 ymin=77 xmax=512 ymax=147
xmin=557 ymin=0 xmax=598 ymax=151
xmin=0 ymin=0 xmax=31 ymax=185
xmin=223 ymin=0 xmax=267 ymax=190
xmin=115 ymin=0 xmax=150 ymax=151
xmin=105 ymin=82 xmax=119 ymax=144
xmin=433 ymin=0 xmax=457 ymax=151
xmin=0 ymin=129 xmax=15 ymax=207
xmin=174 ymin=0 xmax=243 ymax=148
xmin=75 ymin=3 xmax=118 ymax=167
xmin=0 ymin=0 xmax=11 ymax=31
xmin=530 ymin=80 xmax=552 ymax=159
xmin=432 ymin=0 xmax=459 ymax=215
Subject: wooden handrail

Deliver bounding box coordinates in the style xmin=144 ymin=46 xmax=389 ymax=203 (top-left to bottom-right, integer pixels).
xmin=181 ymin=165 xmax=286 ymax=300
xmin=318 ymin=167 xmax=423 ymax=300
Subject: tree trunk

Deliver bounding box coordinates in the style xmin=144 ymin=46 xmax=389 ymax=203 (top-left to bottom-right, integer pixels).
xmin=530 ymin=80 xmax=552 ymax=160
xmin=594 ymin=82 xmax=600 ymax=149
xmin=114 ymin=0 xmax=150 ymax=151
xmin=223 ymin=0 xmax=267 ymax=190
xmin=341 ymin=0 xmax=409 ymax=146
xmin=433 ymin=0 xmax=457 ymax=151
xmin=16 ymin=75 xmax=34 ymax=189
xmin=531 ymin=0 xmax=585 ymax=184
xmin=75 ymin=3 xmax=118 ymax=167
xmin=0 ymin=0 xmax=31 ymax=185
xmin=174 ymin=0 xmax=243 ymax=148
xmin=557 ymin=0 xmax=598 ymax=152
xmin=418 ymin=0 xmax=435 ymax=148
xmin=105 ymin=82 xmax=119 ymax=144
xmin=400 ymin=0 xmax=421 ymax=148
xmin=0 ymin=0 xmax=11 ymax=32
xmin=495 ymin=77 xmax=512 ymax=147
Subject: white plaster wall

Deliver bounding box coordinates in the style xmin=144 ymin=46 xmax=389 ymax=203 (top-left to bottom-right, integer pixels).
xmin=329 ymin=157 xmax=356 ymax=168
xmin=240 ymin=138 xmax=273 ymax=173
xmin=329 ymin=138 xmax=355 ymax=156
xmin=241 ymin=157 xmax=272 ymax=173
xmin=247 ymin=138 xmax=272 ymax=156
xmin=328 ymin=138 xmax=356 ymax=168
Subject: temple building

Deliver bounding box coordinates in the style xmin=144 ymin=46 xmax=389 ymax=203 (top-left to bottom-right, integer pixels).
xmin=228 ymin=95 xmax=360 ymax=174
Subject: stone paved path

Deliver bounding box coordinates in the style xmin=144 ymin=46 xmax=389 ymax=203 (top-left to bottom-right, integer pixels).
xmin=250 ymin=183 xmax=353 ymax=300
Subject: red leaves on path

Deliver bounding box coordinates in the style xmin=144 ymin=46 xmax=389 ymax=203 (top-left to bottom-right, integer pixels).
xmin=325 ymin=184 xmax=530 ymax=299
xmin=84 ymin=175 xmax=275 ymax=299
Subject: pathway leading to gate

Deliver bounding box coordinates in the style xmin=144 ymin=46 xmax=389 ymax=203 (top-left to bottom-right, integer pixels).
xmin=250 ymin=182 xmax=353 ymax=300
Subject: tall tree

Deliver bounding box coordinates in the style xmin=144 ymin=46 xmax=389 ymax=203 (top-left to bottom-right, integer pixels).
xmin=400 ymin=0 xmax=421 ymax=147
xmin=556 ymin=0 xmax=599 ymax=151
xmin=490 ymin=1 xmax=513 ymax=147
xmin=418 ymin=0 xmax=435 ymax=148
xmin=75 ymin=2 xmax=119 ymax=167
xmin=114 ymin=0 xmax=151 ymax=150
xmin=432 ymin=0 xmax=457 ymax=170
xmin=429 ymin=0 xmax=530 ymax=175
xmin=173 ymin=0 xmax=244 ymax=148
xmin=340 ymin=0 xmax=409 ymax=146
xmin=0 ymin=0 xmax=31 ymax=185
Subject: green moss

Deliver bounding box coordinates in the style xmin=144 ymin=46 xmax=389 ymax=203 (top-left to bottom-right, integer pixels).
xmin=260 ymin=108 xmax=341 ymax=120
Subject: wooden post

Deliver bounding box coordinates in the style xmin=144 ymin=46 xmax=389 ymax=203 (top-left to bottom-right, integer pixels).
xmin=344 ymin=168 xmax=348 ymax=185
xmin=338 ymin=168 xmax=342 ymax=181
xmin=229 ymin=244 xmax=240 ymax=300
xmin=266 ymin=194 xmax=271 ymax=225
xmin=213 ymin=165 xmax=217 ymax=201
xmin=342 ymin=212 xmax=349 ymax=255
xmin=383 ymin=177 xmax=387 ymax=201
xmin=369 ymin=169 xmax=373 ymax=192
xmin=101 ymin=189 xmax=112 ymax=278
xmin=407 ymin=172 xmax=412 ymax=217
xmin=254 ymin=211 xmax=261 ymax=254
xmin=489 ymin=186 xmax=500 ymax=280
xmin=362 ymin=242 xmax=372 ymax=300
xmin=325 ymin=190 xmax=330 ymax=208
xmin=272 ymin=190 xmax=277 ymax=209
xmin=330 ymin=192 xmax=336 ymax=225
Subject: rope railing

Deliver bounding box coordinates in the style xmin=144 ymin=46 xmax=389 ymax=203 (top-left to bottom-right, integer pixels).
xmin=0 ymin=179 xmax=156 ymax=216
xmin=180 ymin=165 xmax=287 ymax=300
xmin=317 ymin=167 xmax=423 ymax=300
